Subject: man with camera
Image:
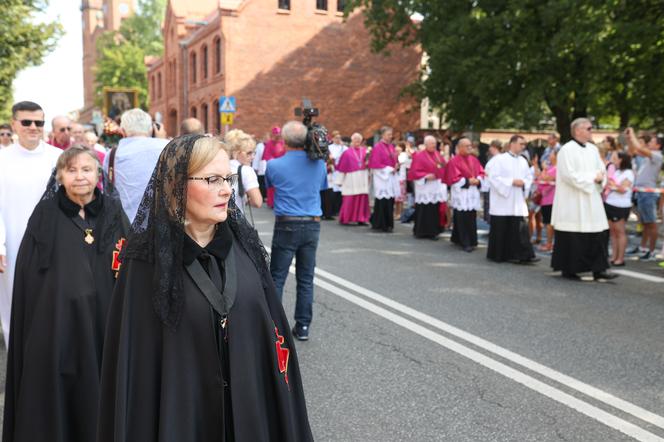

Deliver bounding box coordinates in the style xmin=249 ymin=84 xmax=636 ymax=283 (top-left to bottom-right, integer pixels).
xmin=265 ymin=120 xmax=328 ymax=341
xmin=103 ymin=108 xmax=168 ymax=223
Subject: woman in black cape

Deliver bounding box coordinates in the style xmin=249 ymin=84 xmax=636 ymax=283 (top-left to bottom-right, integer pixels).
xmin=3 ymin=146 xmax=129 ymax=442
xmin=96 ymin=135 xmax=313 ymax=442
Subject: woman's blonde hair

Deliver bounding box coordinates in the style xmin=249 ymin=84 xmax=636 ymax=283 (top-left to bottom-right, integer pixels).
xmin=188 ymin=136 xmax=226 ymax=175
xmin=223 ymin=129 xmax=256 ymax=159
xmin=55 ymin=145 xmax=101 ymax=183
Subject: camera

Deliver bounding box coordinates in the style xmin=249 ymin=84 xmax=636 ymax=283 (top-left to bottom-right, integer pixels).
xmin=294 ymin=99 xmax=329 ymax=161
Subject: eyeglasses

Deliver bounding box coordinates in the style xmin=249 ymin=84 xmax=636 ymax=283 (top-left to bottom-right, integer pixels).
xmin=18 ymin=119 xmax=45 ymax=128
xmin=0 ymin=132 xmax=11 ymax=137
xmin=59 ymin=126 xmax=72 ymax=132
xmin=188 ymin=174 xmax=238 ymax=190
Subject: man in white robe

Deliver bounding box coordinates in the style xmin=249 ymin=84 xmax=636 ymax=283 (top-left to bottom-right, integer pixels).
xmin=551 ymin=118 xmax=617 ymax=281
xmin=486 ymin=135 xmax=538 ymax=263
xmin=0 ymin=101 xmax=62 ymax=345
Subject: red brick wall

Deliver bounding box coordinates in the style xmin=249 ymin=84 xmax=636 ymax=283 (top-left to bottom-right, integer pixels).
xmin=149 ymin=1 xmax=421 ymax=139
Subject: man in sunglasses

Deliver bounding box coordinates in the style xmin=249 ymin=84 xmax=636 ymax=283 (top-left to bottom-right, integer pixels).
xmin=0 ymin=124 xmax=12 ymax=148
xmin=0 ymin=101 xmax=61 ymax=346
xmin=49 ymin=115 xmax=73 ymax=150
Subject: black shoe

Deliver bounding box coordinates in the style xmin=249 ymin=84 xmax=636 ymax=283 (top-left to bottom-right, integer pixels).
xmin=593 ymin=271 xmax=619 ymax=281
xmin=463 ymin=246 xmax=473 ymax=253
xmin=519 ymin=257 xmax=541 ymax=264
xmin=562 ymin=272 xmax=581 ymax=280
xmin=292 ymin=324 xmax=309 ymax=341
xmin=611 ymin=261 xmax=625 ymax=267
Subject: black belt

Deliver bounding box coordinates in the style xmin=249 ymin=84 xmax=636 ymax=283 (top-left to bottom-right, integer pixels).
xmin=275 ymin=216 xmax=321 ymax=222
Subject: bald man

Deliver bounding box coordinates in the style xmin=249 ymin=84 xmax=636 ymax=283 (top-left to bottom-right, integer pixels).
xmin=50 ymin=115 xmax=72 ymax=150
xmin=180 ymin=118 xmax=204 ymax=135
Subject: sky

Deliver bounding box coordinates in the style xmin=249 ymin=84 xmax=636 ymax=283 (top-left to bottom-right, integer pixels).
xmin=13 ymin=0 xmax=83 ymax=132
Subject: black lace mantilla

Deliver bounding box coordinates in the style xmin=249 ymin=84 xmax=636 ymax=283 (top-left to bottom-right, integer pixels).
xmin=124 ymin=134 xmax=270 ymax=329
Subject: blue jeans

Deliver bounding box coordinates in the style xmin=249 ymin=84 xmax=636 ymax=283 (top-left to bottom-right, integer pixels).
xmin=636 ymin=192 xmax=659 ymax=223
xmin=270 ymin=221 xmax=320 ymax=327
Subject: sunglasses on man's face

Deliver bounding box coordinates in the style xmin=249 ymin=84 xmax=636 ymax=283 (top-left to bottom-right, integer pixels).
xmin=18 ymin=119 xmax=45 ymax=128
xmin=59 ymin=126 xmax=72 ymax=132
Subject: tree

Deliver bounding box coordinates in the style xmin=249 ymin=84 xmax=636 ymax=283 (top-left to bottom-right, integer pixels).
xmin=94 ymin=0 xmax=166 ymax=110
xmin=346 ymin=0 xmax=664 ymax=139
xmin=0 ymin=0 xmax=62 ymax=120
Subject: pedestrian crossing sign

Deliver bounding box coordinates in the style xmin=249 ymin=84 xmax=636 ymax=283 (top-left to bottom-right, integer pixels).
xmin=219 ymin=96 xmax=236 ymax=113
xmin=221 ymin=113 xmax=234 ymax=125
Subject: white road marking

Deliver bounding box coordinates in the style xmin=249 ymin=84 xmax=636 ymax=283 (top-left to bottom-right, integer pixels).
xmin=314 ymin=267 xmax=664 ymax=432
xmin=310 ymin=274 xmax=664 ymax=442
xmin=611 ymin=269 xmax=664 ymax=283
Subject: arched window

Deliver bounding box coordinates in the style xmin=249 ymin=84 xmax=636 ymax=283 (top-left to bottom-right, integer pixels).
xmin=157 ymin=73 xmax=162 ymax=99
xmin=214 ymin=37 xmax=221 ymax=74
xmin=202 ymin=45 xmax=208 ymax=80
xmin=201 ymin=103 xmax=209 ymax=132
xmin=213 ymin=99 xmax=220 ymax=134
xmin=191 ymin=106 xmax=197 ymax=119
xmin=151 ymin=75 xmax=155 ymax=100
xmin=190 ymin=51 xmax=197 ymax=84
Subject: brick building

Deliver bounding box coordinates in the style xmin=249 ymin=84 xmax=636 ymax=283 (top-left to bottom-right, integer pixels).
xmin=147 ymin=0 xmax=422 ymax=138
xmin=80 ymin=0 xmax=135 ymax=122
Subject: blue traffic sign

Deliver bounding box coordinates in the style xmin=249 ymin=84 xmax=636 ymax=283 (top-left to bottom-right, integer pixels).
xmin=219 ymin=96 xmax=236 ymax=113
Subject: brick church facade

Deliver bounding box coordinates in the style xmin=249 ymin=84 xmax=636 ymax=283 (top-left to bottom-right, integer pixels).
xmin=147 ymin=0 xmax=422 ymax=138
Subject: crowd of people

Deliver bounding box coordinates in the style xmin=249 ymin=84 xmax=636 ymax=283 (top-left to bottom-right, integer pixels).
xmin=0 ymin=99 xmax=662 ymax=441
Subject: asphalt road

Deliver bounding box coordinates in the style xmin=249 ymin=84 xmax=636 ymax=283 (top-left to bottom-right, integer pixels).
xmin=0 ymin=207 xmax=662 ymax=441
xmin=255 ymin=207 xmax=664 ymax=441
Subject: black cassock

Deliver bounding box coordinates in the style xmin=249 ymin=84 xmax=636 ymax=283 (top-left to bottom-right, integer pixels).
xmin=3 ymin=188 xmax=128 ymax=442
xmin=96 ymin=223 xmax=313 ymax=442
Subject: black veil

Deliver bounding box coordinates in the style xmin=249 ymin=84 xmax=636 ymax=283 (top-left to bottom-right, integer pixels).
xmin=124 ymin=134 xmax=270 ymax=329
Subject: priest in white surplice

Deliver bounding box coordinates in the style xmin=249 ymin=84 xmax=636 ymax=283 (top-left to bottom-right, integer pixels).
xmin=0 ymin=101 xmax=61 ymax=346
xmin=486 ymin=135 xmax=538 ymax=263
xmin=551 ymin=118 xmax=617 ymax=281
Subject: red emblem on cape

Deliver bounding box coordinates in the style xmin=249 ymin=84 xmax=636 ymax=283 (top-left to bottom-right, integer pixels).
xmin=274 ymin=326 xmax=290 ymax=385
xmin=111 ymin=238 xmax=126 ymax=277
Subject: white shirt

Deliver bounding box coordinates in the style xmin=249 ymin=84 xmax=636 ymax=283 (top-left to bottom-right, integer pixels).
xmin=337 ymin=169 xmax=369 ymax=196
xmin=252 ymin=142 xmax=266 ymax=176
xmin=414 ymin=178 xmax=447 ymax=204
xmin=450 ymin=177 xmax=485 ymax=211
xmin=372 ymin=167 xmax=400 ymax=199
xmin=605 ymin=169 xmax=634 ymax=208
xmin=0 ymin=141 xmax=61 ymax=344
xmin=328 ymin=143 xmax=348 ymax=192
xmin=551 ymin=140 xmax=609 ymax=232
xmin=103 ymin=136 xmax=168 ymax=223
xmin=486 ymin=152 xmax=532 ymax=217
xmin=230 ymin=159 xmax=259 ymax=214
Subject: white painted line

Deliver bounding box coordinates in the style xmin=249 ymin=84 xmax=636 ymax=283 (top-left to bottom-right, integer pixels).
xmin=314 ymin=267 xmax=664 ymax=432
xmin=611 ymin=269 xmax=664 ymax=283
xmin=313 ymin=276 xmax=664 ymax=442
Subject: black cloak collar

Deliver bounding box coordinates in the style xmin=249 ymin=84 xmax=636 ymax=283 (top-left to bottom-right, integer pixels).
xmin=183 ymin=221 xmax=234 ymax=265
xmin=572 ymin=138 xmax=587 ymax=148
xmin=57 ymin=186 xmax=103 ymax=218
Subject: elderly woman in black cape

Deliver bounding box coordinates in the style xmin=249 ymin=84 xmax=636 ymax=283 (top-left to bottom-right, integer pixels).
xmin=3 ymin=146 xmax=129 ymax=442
xmin=96 ymin=135 xmax=313 ymax=442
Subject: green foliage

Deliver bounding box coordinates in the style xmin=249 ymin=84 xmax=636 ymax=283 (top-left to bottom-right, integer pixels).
xmin=347 ymin=0 xmax=664 ymax=139
xmin=94 ymin=0 xmax=167 ymax=110
xmin=0 ymin=0 xmax=62 ymax=120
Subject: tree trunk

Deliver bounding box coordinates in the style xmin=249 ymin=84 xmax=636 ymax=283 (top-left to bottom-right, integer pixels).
xmin=552 ymin=106 xmax=571 ymax=143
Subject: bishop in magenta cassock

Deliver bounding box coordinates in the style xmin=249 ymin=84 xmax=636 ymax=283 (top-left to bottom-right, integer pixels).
xmin=335 ymin=133 xmax=370 ymax=225
xmin=368 ymin=126 xmax=399 ymax=232
xmin=407 ymin=135 xmax=447 ymax=239
xmin=262 ymin=126 xmax=285 ymax=209
xmin=445 ymin=137 xmax=485 ymax=252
